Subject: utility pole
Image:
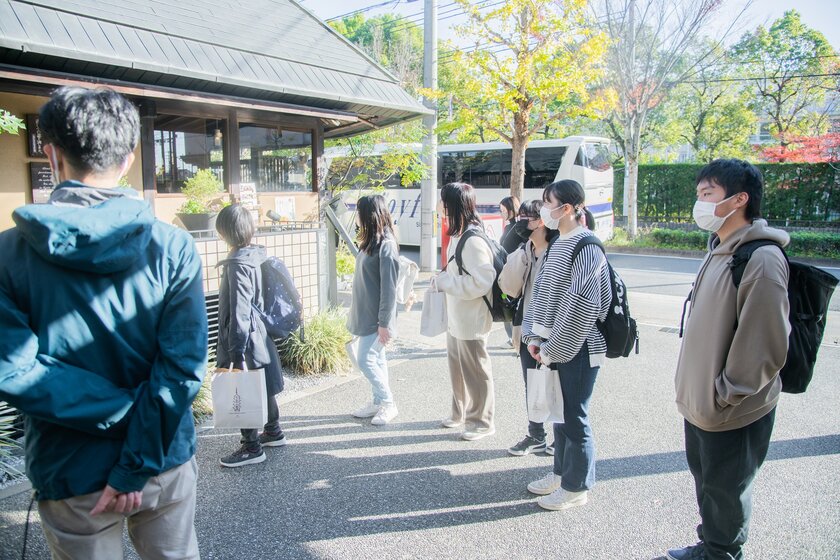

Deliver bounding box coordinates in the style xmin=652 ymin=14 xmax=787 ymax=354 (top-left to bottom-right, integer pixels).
xmin=623 ymin=0 xmax=635 ymax=219
xmin=420 ymin=0 xmax=438 ymax=272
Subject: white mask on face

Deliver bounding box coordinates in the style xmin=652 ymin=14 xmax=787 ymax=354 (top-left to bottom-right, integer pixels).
xmin=692 ymin=195 xmax=737 ymax=232
xmin=539 ymin=205 xmax=560 ymax=230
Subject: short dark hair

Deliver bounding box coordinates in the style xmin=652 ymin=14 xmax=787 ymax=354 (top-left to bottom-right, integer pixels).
xmin=441 ymin=182 xmax=481 ymax=236
xmin=543 ymin=179 xmax=585 ymax=220
xmin=518 ymin=199 xmax=555 ymax=242
xmin=357 ymin=195 xmax=395 ymax=255
xmin=216 ymin=204 xmax=255 ymax=248
xmin=500 ymin=195 xmax=520 ymax=217
xmin=38 ymin=87 xmax=139 ymax=174
xmin=696 ymin=159 xmax=763 ymax=220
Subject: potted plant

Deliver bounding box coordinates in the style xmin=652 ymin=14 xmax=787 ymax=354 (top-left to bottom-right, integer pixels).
xmin=176 ymin=169 xmax=226 ymax=232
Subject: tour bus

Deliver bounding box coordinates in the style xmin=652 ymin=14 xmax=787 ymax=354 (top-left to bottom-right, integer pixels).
xmin=326 ymin=136 xmax=614 ymax=245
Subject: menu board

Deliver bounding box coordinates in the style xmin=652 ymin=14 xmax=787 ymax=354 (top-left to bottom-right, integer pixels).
xmin=29 ymin=163 xmax=54 ymax=204
xmin=239 ymin=182 xmax=260 ymax=223
xmin=26 ymin=114 xmax=46 ymax=158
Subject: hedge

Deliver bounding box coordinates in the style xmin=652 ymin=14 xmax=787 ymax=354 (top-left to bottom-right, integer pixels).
xmin=614 ymin=163 xmax=840 ymax=224
xmin=630 ymin=228 xmax=840 ymax=259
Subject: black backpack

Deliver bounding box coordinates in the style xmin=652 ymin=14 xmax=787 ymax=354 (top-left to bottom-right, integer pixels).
xmin=449 ymin=226 xmax=517 ymax=323
xmin=255 ymin=257 xmax=303 ymax=340
xmin=570 ymin=236 xmax=639 ymax=358
xmin=729 ymin=240 xmax=838 ymax=394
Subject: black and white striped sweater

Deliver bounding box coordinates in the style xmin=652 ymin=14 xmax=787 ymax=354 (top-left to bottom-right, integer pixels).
xmin=522 ymin=227 xmax=612 ymax=367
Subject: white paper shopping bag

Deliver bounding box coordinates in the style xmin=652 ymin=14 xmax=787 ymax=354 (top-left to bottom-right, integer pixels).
xmin=420 ymin=279 xmax=447 ymax=337
xmin=211 ymin=365 xmax=268 ymax=428
xmin=526 ymin=365 xmax=564 ymax=423
xmin=345 ymin=337 xmax=361 ymax=372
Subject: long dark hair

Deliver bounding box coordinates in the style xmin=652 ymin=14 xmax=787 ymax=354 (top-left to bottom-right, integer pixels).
xmin=357 ymin=195 xmax=395 ymax=255
xmin=500 ymin=195 xmax=520 ymax=220
xmin=543 ymin=179 xmax=585 ymax=220
xmin=442 ymin=182 xmax=481 ymax=236
xmin=518 ymin=199 xmax=556 ymax=243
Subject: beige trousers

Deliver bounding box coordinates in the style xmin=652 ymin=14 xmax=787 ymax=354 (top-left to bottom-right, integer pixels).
xmin=446 ymin=334 xmax=495 ymax=430
xmin=38 ymin=457 xmax=200 ymax=560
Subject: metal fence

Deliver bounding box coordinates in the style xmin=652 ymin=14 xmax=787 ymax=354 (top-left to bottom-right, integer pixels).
xmin=191 ymin=222 xmax=328 ymax=351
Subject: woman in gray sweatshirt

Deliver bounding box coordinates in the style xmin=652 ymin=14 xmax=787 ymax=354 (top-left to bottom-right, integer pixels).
xmin=347 ymin=195 xmax=400 ymax=425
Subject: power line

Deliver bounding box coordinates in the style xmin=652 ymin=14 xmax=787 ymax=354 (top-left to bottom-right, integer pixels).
xmin=326 ymin=0 xmax=402 ymax=23
xmin=682 ymin=72 xmax=840 ymax=84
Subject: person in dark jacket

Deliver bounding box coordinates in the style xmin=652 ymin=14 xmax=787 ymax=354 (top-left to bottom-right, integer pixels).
xmin=0 ymin=87 xmax=206 ymax=559
xmin=216 ymin=204 xmax=286 ymax=468
xmin=497 ymin=195 xmax=522 ymax=346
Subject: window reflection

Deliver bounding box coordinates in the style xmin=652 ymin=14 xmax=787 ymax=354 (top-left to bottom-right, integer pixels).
xmin=154 ymin=116 xmax=224 ymax=194
xmin=239 ymin=125 xmax=312 ymax=192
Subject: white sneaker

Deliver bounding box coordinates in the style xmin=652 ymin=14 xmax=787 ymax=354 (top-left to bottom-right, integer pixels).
xmin=352 ymin=401 xmax=379 ymax=418
xmin=537 ymin=488 xmax=588 ymax=511
xmin=440 ymin=417 xmax=463 ymax=428
xmin=461 ymin=426 xmax=496 ymax=441
xmin=371 ymin=403 xmax=398 ymax=425
xmin=527 ymin=472 xmax=563 ymax=495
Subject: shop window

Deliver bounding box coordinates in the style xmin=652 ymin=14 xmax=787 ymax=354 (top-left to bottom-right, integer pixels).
xmin=239 ymin=125 xmax=312 ymax=192
xmin=154 ymin=116 xmax=225 ymax=194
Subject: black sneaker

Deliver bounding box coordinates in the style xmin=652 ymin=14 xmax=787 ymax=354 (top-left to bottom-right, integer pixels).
xmin=507 ymin=435 xmax=547 ymax=456
xmin=219 ymin=445 xmax=266 ymax=468
xmin=666 ymin=543 xmax=706 ymax=560
xmin=259 ymin=431 xmax=287 ymax=447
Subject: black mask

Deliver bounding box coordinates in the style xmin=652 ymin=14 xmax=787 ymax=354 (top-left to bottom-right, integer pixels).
xmin=511 ymin=219 xmax=532 ymax=241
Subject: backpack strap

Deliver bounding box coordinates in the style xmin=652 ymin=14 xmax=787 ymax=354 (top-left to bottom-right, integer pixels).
xmin=449 ymin=226 xmax=493 ymax=314
xmin=571 ymin=235 xmax=605 ymax=263
xmin=729 ymin=239 xmax=787 ymax=288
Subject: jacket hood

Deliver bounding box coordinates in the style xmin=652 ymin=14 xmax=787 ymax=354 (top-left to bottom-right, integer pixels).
xmin=710 ymin=219 xmax=790 ymax=255
xmin=218 ymin=245 xmax=267 ymax=268
xmin=12 ymin=182 xmax=154 ymax=274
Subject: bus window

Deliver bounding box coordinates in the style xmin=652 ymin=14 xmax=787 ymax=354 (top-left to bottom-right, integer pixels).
xmin=440 ymin=150 xmax=503 ymax=188
xmin=575 ymin=143 xmax=612 ymax=172
xmin=525 ymin=146 xmax=566 ymax=188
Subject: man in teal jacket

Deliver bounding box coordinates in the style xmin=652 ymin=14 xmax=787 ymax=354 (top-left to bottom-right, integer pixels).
xmin=0 ymin=87 xmax=207 ymax=558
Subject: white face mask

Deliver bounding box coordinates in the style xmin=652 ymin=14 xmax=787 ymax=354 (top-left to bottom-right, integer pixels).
xmin=539 ymin=205 xmax=561 ymax=230
xmin=692 ymin=195 xmax=737 ymax=232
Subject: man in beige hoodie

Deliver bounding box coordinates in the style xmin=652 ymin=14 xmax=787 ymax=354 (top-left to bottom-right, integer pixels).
xmin=667 ymin=160 xmax=790 ymax=560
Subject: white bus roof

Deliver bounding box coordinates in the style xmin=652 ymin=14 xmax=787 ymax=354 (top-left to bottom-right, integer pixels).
xmin=323 ymin=136 xmax=611 ymax=158
xmin=438 ymin=136 xmax=611 ymax=153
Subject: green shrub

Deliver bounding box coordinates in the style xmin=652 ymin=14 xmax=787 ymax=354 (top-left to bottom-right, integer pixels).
xmin=336 ymin=243 xmax=355 ymax=277
xmin=647 ymin=228 xmax=709 ymax=250
xmin=789 ymin=232 xmax=840 ymax=259
xmin=280 ymin=308 xmax=352 ymax=376
xmin=179 ymin=169 xmax=224 ymax=214
xmin=0 ymin=401 xmax=23 ymax=483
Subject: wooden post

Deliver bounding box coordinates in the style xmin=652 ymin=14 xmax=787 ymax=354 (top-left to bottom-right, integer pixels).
xmin=224 ymin=109 xmax=240 ymax=200
xmin=137 ymin=99 xmax=157 ymax=209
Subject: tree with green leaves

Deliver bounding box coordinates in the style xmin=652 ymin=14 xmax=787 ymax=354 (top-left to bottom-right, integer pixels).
xmin=732 ymin=10 xmax=837 ymax=150
xmin=0 ymin=109 xmax=24 ymax=135
xmin=433 ymin=0 xmax=608 ymax=201
xmin=599 ymin=0 xmax=741 ymax=238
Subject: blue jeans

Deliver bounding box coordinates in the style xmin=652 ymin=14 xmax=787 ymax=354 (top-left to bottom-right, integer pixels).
xmin=552 ymin=343 xmax=599 ymax=492
xmin=358 ymin=332 xmax=393 ymax=404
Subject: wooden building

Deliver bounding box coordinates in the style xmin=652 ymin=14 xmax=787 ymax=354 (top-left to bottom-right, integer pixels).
xmin=0 ymin=0 xmax=429 ymax=231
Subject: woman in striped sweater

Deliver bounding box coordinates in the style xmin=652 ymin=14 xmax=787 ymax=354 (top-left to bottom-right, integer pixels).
xmin=521 ymin=179 xmax=612 ymax=511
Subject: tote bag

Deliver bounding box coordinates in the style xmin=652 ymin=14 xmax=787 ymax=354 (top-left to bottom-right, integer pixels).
xmin=212 ymin=364 xmax=268 ymax=429
xmin=420 ymin=278 xmax=448 ymax=337
xmin=346 ymin=337 xmax=361 ymax=372
xmin=526 ymin=365 xmax=564 ymax=423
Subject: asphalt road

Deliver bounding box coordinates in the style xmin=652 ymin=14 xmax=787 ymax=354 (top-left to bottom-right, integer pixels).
xmin=1 ymin=264 xmax=838 ymax=560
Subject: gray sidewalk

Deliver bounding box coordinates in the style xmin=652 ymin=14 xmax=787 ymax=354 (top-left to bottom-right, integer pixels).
xmin=2 ymin=286 xmax=839 ymax=559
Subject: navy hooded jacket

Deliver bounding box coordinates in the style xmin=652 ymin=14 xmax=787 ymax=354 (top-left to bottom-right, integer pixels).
xmin=0 ymin=182 xmax=208 ymax=500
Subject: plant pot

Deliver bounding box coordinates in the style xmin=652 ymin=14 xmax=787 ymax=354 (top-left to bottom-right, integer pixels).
xmin=177 ymin=212 xmax=217 ymax=232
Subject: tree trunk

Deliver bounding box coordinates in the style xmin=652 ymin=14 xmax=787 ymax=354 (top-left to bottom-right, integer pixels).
xmin=510 ymin=135 xmax=528 ymax=201
xmin=625 ymin=155 xmax=639 ymax=239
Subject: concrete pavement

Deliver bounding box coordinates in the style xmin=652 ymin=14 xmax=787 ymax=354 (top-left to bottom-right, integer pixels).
xmin=1 ymin=280 xmax=839 ymax=559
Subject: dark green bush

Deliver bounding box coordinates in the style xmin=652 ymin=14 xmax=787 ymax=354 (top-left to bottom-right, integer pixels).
xmin=646 ymin=228 xmax=709 ymax=250
xmin=788 ymin=232 xmax=840 ymax=259
xmin=615 ymin=163 xmax=840 ymax=224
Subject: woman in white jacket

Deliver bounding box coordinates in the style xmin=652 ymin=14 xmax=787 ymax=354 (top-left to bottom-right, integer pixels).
xmin=498 ymin=200 xmax=558 ymax=457
xmin=436 ymin=182 xmax=497 ymax=441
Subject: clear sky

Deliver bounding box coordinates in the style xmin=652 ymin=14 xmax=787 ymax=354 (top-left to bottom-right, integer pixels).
xmin=299 ymin=0 xmax=840 ymax=50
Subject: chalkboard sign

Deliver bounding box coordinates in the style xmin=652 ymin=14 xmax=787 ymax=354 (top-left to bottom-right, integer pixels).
xmin=29 ymin=163 xmax=54 ymax=204
xmin=26 ymin=114 xmax=46 ymax=158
